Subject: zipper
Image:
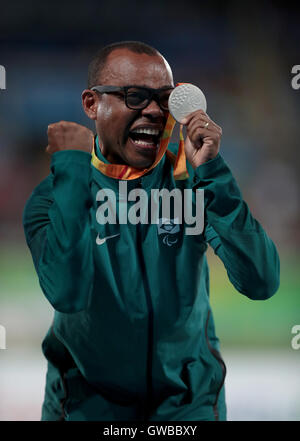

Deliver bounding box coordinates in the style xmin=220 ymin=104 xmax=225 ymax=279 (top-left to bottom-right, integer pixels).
xmin=135 ymin=179 xmax=154 ymax=421
xmin=205 ymin=310 xmax=227 ymax=421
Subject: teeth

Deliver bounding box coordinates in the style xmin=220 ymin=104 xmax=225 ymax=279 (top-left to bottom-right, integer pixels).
xmin=134 ymin=139 xmax=156 ymax=146
xmin=132 ymin=128 xmax=160 ymax=135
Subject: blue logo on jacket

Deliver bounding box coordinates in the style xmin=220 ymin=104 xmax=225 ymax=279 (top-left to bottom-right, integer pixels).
xmin=157 ymin=218 xmax=180 ymax=246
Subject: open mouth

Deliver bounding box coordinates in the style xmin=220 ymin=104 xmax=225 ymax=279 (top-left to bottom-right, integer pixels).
xmin=128 ymin=127 xmax=162 ymax=150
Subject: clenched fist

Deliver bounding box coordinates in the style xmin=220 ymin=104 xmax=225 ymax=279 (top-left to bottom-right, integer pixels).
xmin=46 ymin=121 xmax=94 ymax=155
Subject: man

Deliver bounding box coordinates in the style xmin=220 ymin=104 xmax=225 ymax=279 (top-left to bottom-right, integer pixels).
xmin=23 ymin=41 xmax=280 ymax=421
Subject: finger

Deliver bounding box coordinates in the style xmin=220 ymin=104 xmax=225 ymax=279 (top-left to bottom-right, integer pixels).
xmin=181 ymin=109 xmax=208 ymax=125
xmin=187 ymin=125 xmax=221 ymax=147
xmin=187 ymin=119 xmax=212 ymax=135
xmin=47 ymin=124 xmax=57 ymax=141
xmin=45 ymin=144 xmax=60 ymax=155
xmin=47 ymin=122 xmax=57 ymax=131
xmin=182 ymin=113 xmax=220 ymax=133
xmin=186 ymin=116 xmax=220 ymax=138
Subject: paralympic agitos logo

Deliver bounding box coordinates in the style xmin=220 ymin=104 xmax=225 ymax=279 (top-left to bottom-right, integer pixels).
xmin=0 ymin=65 xmax=6 ymax=90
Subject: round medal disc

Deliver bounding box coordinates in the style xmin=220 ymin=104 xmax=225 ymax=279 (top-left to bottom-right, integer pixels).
xmin=168 ymin=83 xmax=207 ymax=123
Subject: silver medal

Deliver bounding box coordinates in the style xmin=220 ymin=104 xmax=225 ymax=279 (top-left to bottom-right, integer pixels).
xmin=168 ymin=83 xmax=207 ymax=123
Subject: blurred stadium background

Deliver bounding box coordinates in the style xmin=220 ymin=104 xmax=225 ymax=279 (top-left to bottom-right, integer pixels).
xmin=0 ymin=0 xmax=299 ymax=421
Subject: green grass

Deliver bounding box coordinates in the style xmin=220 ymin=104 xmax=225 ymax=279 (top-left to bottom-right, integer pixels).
xmin=207 ymin=248 xmax=300 ymax=347
xmin=0 ymin=244 xmax=41 ymax=299
xmin=1 ymin=244 xmax=299 ymax=348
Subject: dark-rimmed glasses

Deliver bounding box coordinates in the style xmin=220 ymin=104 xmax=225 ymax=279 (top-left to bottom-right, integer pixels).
xmin=90 ymin=85 xmax=174 ymax=111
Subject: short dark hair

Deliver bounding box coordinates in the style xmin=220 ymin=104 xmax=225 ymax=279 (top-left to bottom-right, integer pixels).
xmin=87 ymin=41 xmax=160 ymax=88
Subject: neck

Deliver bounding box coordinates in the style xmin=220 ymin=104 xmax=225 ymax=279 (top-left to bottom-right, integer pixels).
xmin=100 ymin=145 xmax=123 ymax=165
xmin=96 ymin=136 xmax=125 ymax=165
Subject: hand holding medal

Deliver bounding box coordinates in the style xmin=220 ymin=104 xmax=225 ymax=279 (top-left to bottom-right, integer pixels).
xmin=168 ymin=83 xmax=222 ymax=168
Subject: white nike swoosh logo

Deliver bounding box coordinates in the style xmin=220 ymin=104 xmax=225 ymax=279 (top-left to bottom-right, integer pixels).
xmin=96 ymin=233 xmax=120 ymax=246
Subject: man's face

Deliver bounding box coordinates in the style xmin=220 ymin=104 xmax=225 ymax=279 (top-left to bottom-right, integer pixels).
xmin=89 ymin=49 xmax=174 ymax=169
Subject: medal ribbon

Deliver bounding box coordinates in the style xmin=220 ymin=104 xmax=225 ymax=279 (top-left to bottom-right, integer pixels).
xmin=91 ymin=83 xmax=189 ymax=181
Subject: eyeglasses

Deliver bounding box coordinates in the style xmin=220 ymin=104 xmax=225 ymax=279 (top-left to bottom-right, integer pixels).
xmin=90 ymin=85 xmax=174 ymax=111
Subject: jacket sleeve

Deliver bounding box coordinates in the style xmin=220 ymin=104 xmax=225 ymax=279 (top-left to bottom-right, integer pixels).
xmin=23 ymin=150 xmax=94 ymax=313
xmin=192 ymin=153 xmax=280 ymax=300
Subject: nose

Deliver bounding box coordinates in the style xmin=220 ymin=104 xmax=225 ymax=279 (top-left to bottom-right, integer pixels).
xmin=141 ymin=98 xmax=165 ymax=119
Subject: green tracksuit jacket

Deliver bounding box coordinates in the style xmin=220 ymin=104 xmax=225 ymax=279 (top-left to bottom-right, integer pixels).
xmin=23 ymin=141 xmax=280 ymax=421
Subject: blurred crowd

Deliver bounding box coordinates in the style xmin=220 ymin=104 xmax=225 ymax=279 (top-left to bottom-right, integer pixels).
xmin=0 ymin=0 xmax=299 ymax=253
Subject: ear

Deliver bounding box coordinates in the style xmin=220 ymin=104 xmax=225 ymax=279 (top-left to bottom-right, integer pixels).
xmin=82 ymin=89 xmax=99 ymax=120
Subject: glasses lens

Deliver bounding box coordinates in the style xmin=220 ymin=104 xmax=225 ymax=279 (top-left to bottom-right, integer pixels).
xmin=158 ymin=90 xmax=171 ymax=110
xmin=126 ymin=88 xmax=150 ymax=109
